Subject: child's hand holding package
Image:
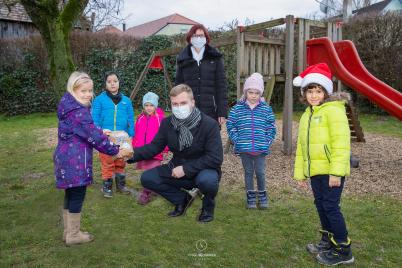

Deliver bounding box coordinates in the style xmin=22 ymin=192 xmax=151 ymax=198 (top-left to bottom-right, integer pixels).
xmin=108 ymin=131 xmax=134 ymax=160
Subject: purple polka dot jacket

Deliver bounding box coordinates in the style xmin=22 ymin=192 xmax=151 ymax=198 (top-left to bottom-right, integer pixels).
xmin=53 ymin=92 xmax=119 ymax=189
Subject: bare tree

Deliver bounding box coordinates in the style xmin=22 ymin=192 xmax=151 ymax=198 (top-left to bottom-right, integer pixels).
xmin=85 ymin=0 xmax=125 ymax=31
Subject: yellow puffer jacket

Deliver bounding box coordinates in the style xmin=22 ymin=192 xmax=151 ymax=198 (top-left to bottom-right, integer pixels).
xmin=294 ymin=100 xmax=350 ymax=180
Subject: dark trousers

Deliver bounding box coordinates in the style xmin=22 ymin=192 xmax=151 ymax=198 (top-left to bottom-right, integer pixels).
xmin=310 ymin=175 xmax=348 ymax=243
xmin=64 ymin=186 xmax=87 ymax=213
xmin=141 ymin=168 xmax=219 ymax=210
xmin=240 ymin=153 xmax=266 ymax=191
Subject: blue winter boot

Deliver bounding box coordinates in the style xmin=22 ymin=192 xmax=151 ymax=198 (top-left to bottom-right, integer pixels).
xmin=257 ymin=190 xmax=268 ymax=209
xmin=246 ymin=190 xmax=257 ymax=209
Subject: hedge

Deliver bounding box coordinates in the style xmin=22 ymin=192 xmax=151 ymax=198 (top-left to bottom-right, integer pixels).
xmin=0 ymin=14 xmax=401 ymax=116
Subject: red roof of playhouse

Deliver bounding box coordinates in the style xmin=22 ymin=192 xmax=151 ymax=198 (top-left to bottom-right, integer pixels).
xmin=124 ymin=13 xmax=199 ymax=38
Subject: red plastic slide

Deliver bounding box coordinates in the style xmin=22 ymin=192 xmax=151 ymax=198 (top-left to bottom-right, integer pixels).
xmin=306 ymin=37 xmax=402 ymax=120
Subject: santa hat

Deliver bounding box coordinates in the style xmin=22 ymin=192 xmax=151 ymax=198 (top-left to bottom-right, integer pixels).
xmin=243 ymin=73 xmax=264 ymax=94
xmin=293 ymin=63 xmax=333 ymax=95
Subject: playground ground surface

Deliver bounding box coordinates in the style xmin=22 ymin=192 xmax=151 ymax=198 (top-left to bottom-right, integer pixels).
xmin=1 ymin=113 xmax=401 ymax=267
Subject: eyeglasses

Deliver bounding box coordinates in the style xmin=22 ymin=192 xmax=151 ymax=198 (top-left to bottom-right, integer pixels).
xmin=192 ymin=34 xmax=205 ymax=38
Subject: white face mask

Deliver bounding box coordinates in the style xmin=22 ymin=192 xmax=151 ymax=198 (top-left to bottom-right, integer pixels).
xmin=172 ymin=105 xmax=192 ymax=120
xmin=191 ymin=36 xmax=206 ymax=49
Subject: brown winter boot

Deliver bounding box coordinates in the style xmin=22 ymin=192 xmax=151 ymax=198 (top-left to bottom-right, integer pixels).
xmin=62 ymin=209 xmax=68 ymax=242
xmin=65 ymin=212 xmax=94 ymax=246
xmin=63 ymin=209 xmax=89 ymax=242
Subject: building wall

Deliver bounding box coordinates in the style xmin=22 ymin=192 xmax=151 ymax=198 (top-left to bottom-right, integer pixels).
xmin=155 ymin=24 xmax=193 ymax=36
xmin=0 ymin=20 xmax=38 ymax=38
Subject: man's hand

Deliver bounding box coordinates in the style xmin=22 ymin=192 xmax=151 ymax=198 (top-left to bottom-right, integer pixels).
xmin=297 ymin=179 xmax=308 ymax=189
xmin=116 ymin=148 xmax=132 ymax=160
xmin=218 ymin=117 xmax=226 ymax=126
xmin=329 ymin=175 xmax=341 ymax=187
xmin=172 ymin=166 xmax=185 ymax=179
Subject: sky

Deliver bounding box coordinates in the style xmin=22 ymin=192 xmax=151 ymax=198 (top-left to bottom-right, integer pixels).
xmin=120 ymin=0 xmax=325 ymax=30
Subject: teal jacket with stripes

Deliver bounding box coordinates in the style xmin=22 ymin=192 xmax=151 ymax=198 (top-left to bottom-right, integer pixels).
xmin=226 ymin=100 xmax=276 ymax=154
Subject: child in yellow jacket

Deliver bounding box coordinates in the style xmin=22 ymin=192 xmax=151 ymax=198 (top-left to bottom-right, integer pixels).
xmin=293 ymin=63 xmax=354 ymax=266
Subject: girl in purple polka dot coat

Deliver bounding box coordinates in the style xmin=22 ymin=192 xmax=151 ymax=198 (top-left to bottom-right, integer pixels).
xmin=53 ymin=71 xmax=126 ymax=246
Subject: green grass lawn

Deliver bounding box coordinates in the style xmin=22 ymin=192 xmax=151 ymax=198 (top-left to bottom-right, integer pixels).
xmin=1 ymin=113 xmax=401 ymax=267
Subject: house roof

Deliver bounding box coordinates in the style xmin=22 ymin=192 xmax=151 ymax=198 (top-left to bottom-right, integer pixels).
xmin=97 ymin=25 xmax=123 ymax=34
xmin=125 ymin=13 xmax=199 ymax=38
xmin=329 ymin=0 xmax=395 ymax=21
xmin=352 ymin=0 xmax=392 ymax=16
xmin=0 ymin=1 xmax=32 ymax=23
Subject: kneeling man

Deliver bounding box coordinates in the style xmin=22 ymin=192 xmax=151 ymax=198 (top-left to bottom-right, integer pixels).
xmin=128 ymin=84 xmax=223 ymax=222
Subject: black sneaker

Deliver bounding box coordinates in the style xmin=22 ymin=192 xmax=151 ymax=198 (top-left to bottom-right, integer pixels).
xmin=316 ymin=239 xmax=355 ymax=266
xmin=198 ymin=207 xmax=214 ymax=223
xmin=167 ymin=193 xmax=195 ymax=217
xmin=102 ymin=179 xmax=113 ymax=198
xmin=306 ymin=230 xmax=332 ymax=254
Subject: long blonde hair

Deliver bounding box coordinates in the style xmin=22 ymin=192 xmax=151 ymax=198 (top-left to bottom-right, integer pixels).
xmin=67 ymin=71 xmax=93 ymax=105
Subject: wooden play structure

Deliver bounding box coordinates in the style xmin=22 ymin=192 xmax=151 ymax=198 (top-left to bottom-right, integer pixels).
xmin=131 ymin=15 xmax=366 ymax=155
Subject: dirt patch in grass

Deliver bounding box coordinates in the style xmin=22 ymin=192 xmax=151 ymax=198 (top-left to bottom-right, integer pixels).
xmin=33 ymin=122 xmax=402 ymax=199
xmin=220 ymin=120 xmax=402 ymax=200
xmin=34 ymin=128 xmax=58 ymax=149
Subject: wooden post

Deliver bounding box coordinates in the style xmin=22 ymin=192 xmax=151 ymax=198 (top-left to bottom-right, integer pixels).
xmin=236 ymin=27 xmax=245 ymax=99
xmin=304 ymin=19 xmax=310 ymax=69
xmin=264 ymin=75 xmax=276 ymax=104
xmin=257 ymin=44 xmax=263 ymax=73
xmin=327 ymin=22 xmax=333 ymax=41
xmin=162 ymin=57 xmax=173 ymax=90
xmin=335 ymin=22 xmax=344 ymax=91
xmin=275 ymin=46 xmax=281 ymax=74
xmin=263 ymin=46 xmax=269 ymax=75
xmin=250 ymin=44 xmax=256 ymax=74
xmin=283 ymin=15 xmax=295 ymax=155
xmin=297 ymin=18 xmax=305 ymax=73
xmin=130 ymin=52 xmax=155 ymax=100
xmin=269 ymin=45 xmax=275 ymax=75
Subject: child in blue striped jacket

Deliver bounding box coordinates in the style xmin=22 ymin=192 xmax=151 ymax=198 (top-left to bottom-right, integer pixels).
xmin=227 ymin=73 xmax=276 ymax=209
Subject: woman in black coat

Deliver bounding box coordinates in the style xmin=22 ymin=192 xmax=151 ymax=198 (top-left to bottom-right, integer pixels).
xmin=175 ymin=24 xmax=228 ymax=125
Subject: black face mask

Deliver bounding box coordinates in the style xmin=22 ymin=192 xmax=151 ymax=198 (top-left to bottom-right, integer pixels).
xmin=106 ymin=90 xmax=122 ymax=105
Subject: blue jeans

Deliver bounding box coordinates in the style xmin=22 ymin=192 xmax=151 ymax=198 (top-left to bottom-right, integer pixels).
xmin=64 ymin=186 xmax=87 ymax=213
xmin=240 ymin=154 xmax=266 ymax=191
xmin=310 ymin=175 xmax=348 ymax=242
xmin=141 ymin=168 xmax=219 ymax=210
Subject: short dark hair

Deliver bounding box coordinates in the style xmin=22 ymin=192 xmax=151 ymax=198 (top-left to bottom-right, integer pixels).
xmin=185 ymin=24 xmax=211 ymax=44
xmin=299 ymin=83 xmax=329 ymax=105
xmin=104 ymin=71 xmax=122 ymax=88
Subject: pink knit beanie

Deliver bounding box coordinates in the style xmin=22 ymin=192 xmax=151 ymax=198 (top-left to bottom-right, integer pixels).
xmin=243 ymin=73 xmax=264 ymax=94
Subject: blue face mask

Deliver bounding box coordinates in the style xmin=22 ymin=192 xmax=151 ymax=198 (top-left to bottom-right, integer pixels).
xmin=191 ymin=36 xmax=206 ymax=49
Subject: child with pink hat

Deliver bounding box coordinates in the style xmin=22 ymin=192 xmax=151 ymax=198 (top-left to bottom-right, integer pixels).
xmin=227 ymin=73 xmax=276 ymax=209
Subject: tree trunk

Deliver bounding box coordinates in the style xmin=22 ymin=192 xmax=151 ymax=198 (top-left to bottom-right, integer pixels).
xmin=20 ymin=0 xmax=89 ymax=99
xmin=47 ymin=20 xmax=75 ymax=98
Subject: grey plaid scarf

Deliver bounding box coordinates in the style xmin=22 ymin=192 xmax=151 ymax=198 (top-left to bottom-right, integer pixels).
xmin=171 ymin=107 xmax=202 ymax=151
